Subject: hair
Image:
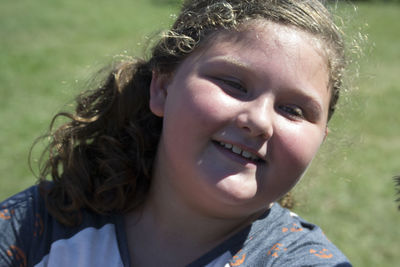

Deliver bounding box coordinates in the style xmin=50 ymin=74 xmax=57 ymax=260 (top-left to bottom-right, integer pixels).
xmin=35 ymin=0 xmax=347 ymax=226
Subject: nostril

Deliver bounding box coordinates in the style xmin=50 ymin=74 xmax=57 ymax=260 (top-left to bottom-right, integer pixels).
xmin=242 ymin=126 xmax=251 ymax=132
xmin=236 ymin=112 xmax=273 ymax=139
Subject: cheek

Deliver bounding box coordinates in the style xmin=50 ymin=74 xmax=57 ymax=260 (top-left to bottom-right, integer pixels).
xmin=276 ymin=125 xmax=324 ymax=172
xmin=262 ymin=126 xmax=324 ymax=201
xmin=168 ymin=83 xmax=231 ymax=128
xmin=161 ymin=82 xmax=230 ymax=152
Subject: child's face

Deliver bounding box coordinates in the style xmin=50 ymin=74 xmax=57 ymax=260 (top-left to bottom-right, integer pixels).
xmin=150 ymin=22 xmax=330 ymax=218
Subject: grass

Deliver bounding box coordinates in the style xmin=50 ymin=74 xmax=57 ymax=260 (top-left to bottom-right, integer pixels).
xmin=292 ymin=2 xmax=400 ymax=266
xmin=1 ymin=0 xmax=399 ymax=266
xmin=0 ymin=0 xmax=179 ymax=196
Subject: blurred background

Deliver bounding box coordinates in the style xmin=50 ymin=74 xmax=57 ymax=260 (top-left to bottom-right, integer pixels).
xmin=1 ymin=0 xmax=399 ymax=265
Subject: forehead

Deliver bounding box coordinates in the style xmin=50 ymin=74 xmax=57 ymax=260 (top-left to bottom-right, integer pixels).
xmin=192 ymin=21 xmax=329 ymax=77
xmin=196 ymin=20 xmax=328 ymax=68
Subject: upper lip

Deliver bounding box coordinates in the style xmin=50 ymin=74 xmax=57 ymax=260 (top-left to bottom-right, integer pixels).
xmin=215 ymin=139 xmax=267 ymax=162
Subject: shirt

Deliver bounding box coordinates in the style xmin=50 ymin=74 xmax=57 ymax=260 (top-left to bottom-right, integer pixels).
xmin=0 ymin=186 xmax=352 ymax=266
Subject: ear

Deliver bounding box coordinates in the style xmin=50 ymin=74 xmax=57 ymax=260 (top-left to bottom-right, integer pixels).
xmin=323 ymin=127 xmax=329 ymax=142
xmin=149 ymin=70 xmax=170 ymax=117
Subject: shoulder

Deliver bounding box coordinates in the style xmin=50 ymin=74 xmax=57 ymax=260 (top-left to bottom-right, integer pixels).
xmin=0 ymin=185 xmax=45 ymax=266
xmin=0 ymin=185 xmax=127 ymax=266
xmin=0 ymin=185 xmax=45 ymax=230
xmin=229 ymin=204 xmax=352 ymax=266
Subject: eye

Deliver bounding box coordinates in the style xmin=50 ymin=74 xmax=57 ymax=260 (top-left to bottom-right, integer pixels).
xmin=279 ymin=104 xmax=305 ymax=119
xmin=214 ymin=77 xmax=247 ymax=93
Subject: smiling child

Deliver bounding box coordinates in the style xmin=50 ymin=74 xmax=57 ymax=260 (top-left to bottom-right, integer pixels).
xmin=1 ymin=0 xmax=351 ymax=266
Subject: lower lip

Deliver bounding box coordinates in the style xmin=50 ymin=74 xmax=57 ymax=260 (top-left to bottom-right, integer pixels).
xmin=212 ymin=141 xmax=259 ymax=167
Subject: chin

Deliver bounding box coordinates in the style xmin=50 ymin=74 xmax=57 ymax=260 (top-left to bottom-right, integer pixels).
xmin=213 ymin=184 xmax=265 ymax=209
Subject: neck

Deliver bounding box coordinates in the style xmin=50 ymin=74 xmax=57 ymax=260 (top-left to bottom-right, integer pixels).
xmin=124 ymin=181 xmax=264 ymax=267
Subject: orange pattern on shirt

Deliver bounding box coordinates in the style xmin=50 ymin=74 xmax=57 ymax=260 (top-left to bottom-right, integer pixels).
xmin=6 ymin=245 xmax=27 ymax=267
xmin=0 ymin=209 xmax=15 ymax=220
xmin=310 ymin=248 xmax=333 ymax=259
xmin=282 ymin=223 xmax=303 ymax=233
xmin=267 ymin=243 xmax=287 ymax=258
xmin=231 ymin=250 xmax=246 ymax=266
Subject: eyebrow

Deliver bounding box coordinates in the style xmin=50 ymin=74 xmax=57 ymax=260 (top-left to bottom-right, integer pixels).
xmin=203 ymin=56 xmax=252 ymax=72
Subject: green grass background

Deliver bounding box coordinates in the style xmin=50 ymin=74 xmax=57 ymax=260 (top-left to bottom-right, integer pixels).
xmin=1 ymin=0 xmax=399 ymax=265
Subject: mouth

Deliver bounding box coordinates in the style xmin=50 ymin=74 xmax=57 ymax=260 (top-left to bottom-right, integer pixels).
xmin=214 ymin=141 xmax=266 ymax=163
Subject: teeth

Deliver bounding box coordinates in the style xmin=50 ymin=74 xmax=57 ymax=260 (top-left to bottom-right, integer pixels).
xmin=224 ymin=143 xmax=233 ymax=149
xmin=242 ymin=151 xmax=252 ymax=158
xmin=219 ymin=141 xmax=260 ymax=161
xmin=232 ymin=146 xmax=242 ymax=154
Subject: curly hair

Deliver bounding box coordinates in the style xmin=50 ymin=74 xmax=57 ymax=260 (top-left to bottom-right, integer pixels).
xmin=36 ymin=0 xmax=346 ymax=226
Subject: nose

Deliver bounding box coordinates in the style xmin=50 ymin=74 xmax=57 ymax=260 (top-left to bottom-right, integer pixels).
xmin=236 ymin=99 xmax=274 ymax=139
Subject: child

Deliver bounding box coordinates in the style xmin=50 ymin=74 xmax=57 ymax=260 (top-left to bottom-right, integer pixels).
xmin=0 ymin=0 xmax=352 ymax=266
